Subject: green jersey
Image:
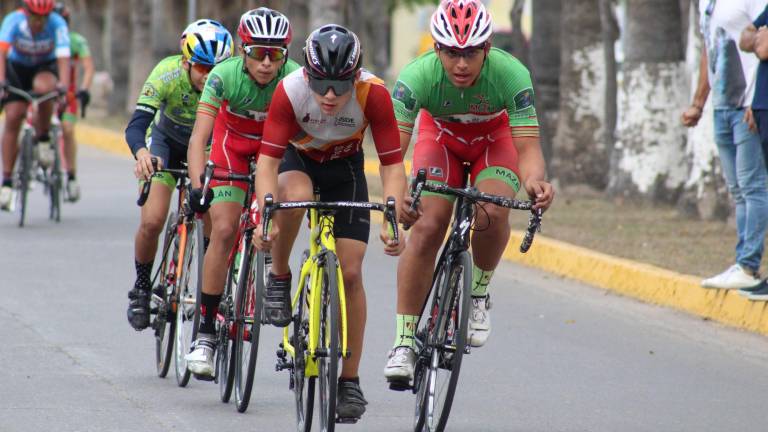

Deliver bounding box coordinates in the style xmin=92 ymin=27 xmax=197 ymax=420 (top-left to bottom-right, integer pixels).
xmin=69 ymin=31 xmax=90 ymax=59
xmin=136 ymin=55 xmax=199 ymax=145
xmin=392 ymin=48 xmax=539 ymax=138
xmin=198 ymin=56 xmax=301 ymax=139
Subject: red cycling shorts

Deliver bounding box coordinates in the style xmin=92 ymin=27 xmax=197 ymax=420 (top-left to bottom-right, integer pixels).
xmin=208 ymin=114 xmax=261 ymax=194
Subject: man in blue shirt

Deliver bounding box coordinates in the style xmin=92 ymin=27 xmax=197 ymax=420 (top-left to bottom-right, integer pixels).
xmin=0 ymin=0 xmax=70 ymax=211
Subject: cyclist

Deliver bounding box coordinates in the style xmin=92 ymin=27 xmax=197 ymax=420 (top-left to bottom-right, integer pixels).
xmin=0 ymin=0 xmax=70 ymax=210
xmin=53 ymin=2 xmax=93 ymax=202
xmin=383 ymin=0 xmax=554 ymax=386
xmin=183 ymin=8 xmax=300 ymax=379
xmin=254 ymin=24 xmax=408 ymax=421
xmin=125 ymin=20 xmax=233 ymax=331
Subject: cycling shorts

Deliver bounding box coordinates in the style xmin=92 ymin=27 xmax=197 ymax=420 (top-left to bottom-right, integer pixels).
xmin=62 ymin=92 xmax=78 ymax=123
xmin=4 ymin=59 xmax=58 ymax=104
xmin=146 ymin=124 xmax=186 ymax=189
xmin=412 ymin=110 xmax=521 ymax=196
xmin=279 ymin=144 xmax=370 ymax=244
xmin=209 ymin=117 xmax=259 ymax=206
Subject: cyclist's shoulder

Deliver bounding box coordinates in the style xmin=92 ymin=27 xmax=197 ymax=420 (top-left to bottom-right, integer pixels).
xmin=395 ymin=51 xmax=442 ymax=92
xmin=69 ymin=31 xmax=86 ymax=43
xmin=148 ymin=55 xmax=185 ymax=81
xmin=1 ymin=9 xmax=25 ymax=30
xmin=485 ymin=48 xmax=531 ymax=78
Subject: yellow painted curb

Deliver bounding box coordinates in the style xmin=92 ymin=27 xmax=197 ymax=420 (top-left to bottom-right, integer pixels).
xmin=79 ymin=124 xmax=768 ymax=337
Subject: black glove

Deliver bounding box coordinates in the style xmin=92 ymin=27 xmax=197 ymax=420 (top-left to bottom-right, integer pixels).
xmin=76 ymin=89 xmax=90 ymax=106
xmin=189 ymin=187 xmax=213 ymax=214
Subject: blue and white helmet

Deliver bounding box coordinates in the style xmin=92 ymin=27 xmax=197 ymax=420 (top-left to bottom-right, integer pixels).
xmin=181 ymin=19 xmax=234 ymax=66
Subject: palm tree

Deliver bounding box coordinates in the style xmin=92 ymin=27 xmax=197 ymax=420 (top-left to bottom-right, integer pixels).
xmin=607 ymin=0 xmax=687 ymax=204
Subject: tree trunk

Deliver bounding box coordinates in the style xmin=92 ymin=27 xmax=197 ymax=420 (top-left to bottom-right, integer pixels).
xmin=677 ymin=0 xmax=729 ymax=220
xmin=284 ymin=0 xmax=310 ymax=64
xmin=607 ymin=0 xmax=687 ymax=203
xmin=309 ymin=0 xmax=345 ymax=31
xmin=125 ymin=0 xmax=153 ymax=114
xmin=347 ymin=0 xmax=389 ymax=77
xmin=71 ymin=0 xmax=107 ymax=71
xmin=530 ymin=0 xmax=561 ymax=166
xmin=106 ymin=0 xmax=131 ymax=115
xmin=152 ymin=0 xmax=186 ymax=59
xmin=599 ymin=0 xmax=618 ymax=178
xmin=550 ymin=0 xmax=608 ymax=189
xmin=508 ymin=0 xmax=530 ymax=66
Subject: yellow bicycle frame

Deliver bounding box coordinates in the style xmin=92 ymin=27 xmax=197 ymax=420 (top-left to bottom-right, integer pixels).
xmin=282 ymin=206 xmax=349 ymax=378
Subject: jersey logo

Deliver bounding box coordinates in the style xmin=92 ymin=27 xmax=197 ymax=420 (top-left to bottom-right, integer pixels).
xmin=443 ymin=100 xmax=452 ymax=108
xmin=207 ymin=75 xmax=224 ymax=98
xmin=331 ymin=34 xmax=338 ymax=44
xmin=334 ymin=116 xmax=355 ymax=128
xmin=302 ymin=113 xmax=311 ymax=123
xmin=513 ymin=88 xmax=535 ymax=111
xmin=141 ymin=83 xmax=157 ymax=98
xmin=429 ymin=166 xmax=444 ymax=178
xmin=469 ymin=94 xmax=490 ymax=113
xmin=392 ymin=81 xmax=416 ymax=111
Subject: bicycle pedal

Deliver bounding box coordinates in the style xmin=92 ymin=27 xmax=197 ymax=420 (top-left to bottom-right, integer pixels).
xmin=387 ymin=380 xmax=412 ymax=392
xmin=336 ymin=416 xmax=359 ymax=424
xmin=192 ymin=373 xmax=215 ymax=382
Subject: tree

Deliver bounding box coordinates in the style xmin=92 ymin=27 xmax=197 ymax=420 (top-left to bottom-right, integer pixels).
xmin=309 ymin=0 xmax=345 ymax=30
xmin=607 ymin=0 xmax=687 ymax=204
xmin=530 ymin=0 xmax=561 ymax=165
xmin=599 ymin=0 xmax=619 ymax=176
xmin=550 ymin=0 xmax=609 ymax=189
xmin=106 ymin=0 xmax=131 ymax=115
xmin=125 ymin=0 xmax=153 ymax=113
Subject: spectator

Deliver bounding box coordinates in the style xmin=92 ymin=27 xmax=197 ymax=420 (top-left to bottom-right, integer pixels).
xmin=682 ymin=0 xmax=768 ymax=290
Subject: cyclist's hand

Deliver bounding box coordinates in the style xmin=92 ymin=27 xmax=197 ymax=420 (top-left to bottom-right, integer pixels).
xmin=76 ymin=89 xmax=90 ymax=106
xmin=681 ymin=105 xmax=702 ymax=127
xmin=381 ymin=224 xmax=406 ymax=256
xmin=189 ymin=187 xmax=213 ymax=214
xmin=524 ymin=178 xmax=554 ymax=211
xmin=254 ymin=221 xmax=280 ymax=251
xmin=134 ymin=149 xmax=161 ymax=180
xmin=399 ymin=195 xmax=421 ymax=226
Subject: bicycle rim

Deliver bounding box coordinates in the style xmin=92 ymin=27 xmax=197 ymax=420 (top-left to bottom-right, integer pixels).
xmin=413 ymin=259 xmax=448 ymax=432
xmin=175 ymin=220 xmax=202 ymax=387
xmin=235 ymin=245 xmax=263 ymax=412
xmin=155 ymin=215 xmax=178 ymax=378
xmin=318 ymin=253 xmax=340 ymax=432
xmin=218 ymin=256 xmax=240 ymax=403
xmin=17 ymin=132 xmax=33 ymax=227
xmin=49 ymin=129 xmax=61 ymax=222
xmin=293 ymin=250 xmax=314 ymax=432
xmin=428 ymin=251 xmax=472 ymax=432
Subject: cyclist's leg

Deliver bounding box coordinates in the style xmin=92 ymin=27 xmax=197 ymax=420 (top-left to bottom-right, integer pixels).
xmin=264 ymin=145 xmax=313 ymax=326
xmin=61 ymin=94 xmax=79 ymax=197
xmin=1 ymin=60 xmax=31 ymax=197
xmin=31 ymin=65 xmax=58 ymax=139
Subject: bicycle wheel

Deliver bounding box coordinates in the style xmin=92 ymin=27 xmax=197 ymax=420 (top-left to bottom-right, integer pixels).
xmin=218 ymin=253 xmax=240 ymax=403
xmin=48 ymin=127 xmax=62 ymax=222
xmin=175 ymin=219 xmax=203 ymax=387
xmin=154 ymin=214 xmax=178 ymax=378
xmin=16 ymin=130 xmax=34 ymax=227
xmin=317 ymin=252 xmax=341 ymax=432
xmin=415 ymin=251 xmax=472 ymax=432
xmin=292 ymin=249 xmax=314 ymax=432
xmin=234 ymin=243 xmax=265 ymax=412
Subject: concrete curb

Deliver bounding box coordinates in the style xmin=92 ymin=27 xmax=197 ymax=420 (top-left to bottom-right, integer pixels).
xmin=81 ymin=125 xmax=768 ymax=337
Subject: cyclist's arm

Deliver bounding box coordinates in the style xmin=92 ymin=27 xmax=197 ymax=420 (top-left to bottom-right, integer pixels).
xmin=255 ymin=154 xmax=281 ymax=213
xmin=0 ymin=48 xmax=6 ymax=83
xmin=366 ymin=83 xmax=406 ymax=212
xmin=80 ymin=55 xmax=94 ymax=90
xmin=53 ymin=15 xmax=70 ymax=89
xmin=125 ymin=106 xmax=155 ymax=157
xmin=56 ymin=56 xmax=70 ymax=90
xmin=187 ymin=111 xmax=214 ymax=188
xmin=0 ymin=14 xmax=15 ymax=84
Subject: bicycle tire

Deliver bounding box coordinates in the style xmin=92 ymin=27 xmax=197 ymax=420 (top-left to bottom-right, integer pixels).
xmin=155 ymin=214 xmax=178 ymax=378
xmin=48 ymin=127 xmax=62 ymax=222
xmin=17 ymin=130 xmax=33 ymax=227
xmin=292 ymin=249 xmax=314 ymax=432
xmin=318 ymin=252 xmax=340 ymax=432
xmin=421 ymin=251 xmax=472 ymax=432
xmin=234 ymin=243 xmax=265 ymax=413
xmin=175 ymin=219 xmax=203 ymax=387
xmin=218 ymin=252 xmax=240 ymax=403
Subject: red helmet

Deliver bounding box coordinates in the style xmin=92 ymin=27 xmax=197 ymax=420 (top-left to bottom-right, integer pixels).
xmin=23 ymin=0 xmax=56 ymax=15
xmin=431 ymin=0 xmax=492 ymax=49
xmin=238 ymin=8 xmax=292 ymax=46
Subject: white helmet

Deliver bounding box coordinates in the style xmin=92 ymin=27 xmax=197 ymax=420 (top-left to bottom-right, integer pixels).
xmin=430 ymin=0 xmax=493 ymax=49
xmin=180 ymin=19 xmax=227 ymax=49
xmin=238 ymin=7 xmax=292 ymax=46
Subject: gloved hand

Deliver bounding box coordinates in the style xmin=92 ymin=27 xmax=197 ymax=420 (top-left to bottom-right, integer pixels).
xmin=76 ymin=89 xmax=90 ymax=106
xmin=189 ymin=187 xmax=214 ymax=214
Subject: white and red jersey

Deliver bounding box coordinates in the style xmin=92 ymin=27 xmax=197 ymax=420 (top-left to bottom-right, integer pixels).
xmin=260 ymin=68 xmax=403 ymax=165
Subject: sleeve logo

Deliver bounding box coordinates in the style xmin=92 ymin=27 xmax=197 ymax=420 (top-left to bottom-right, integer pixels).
xmin=207 ymin=75 xmax=224 ymax=98
xmin=141 ymin=83 xmax=157 ymax=98
xmin=392 ymin=80 xmax=416 ymax=111
xmin=513 ymin=88 xmax=535 ymax=111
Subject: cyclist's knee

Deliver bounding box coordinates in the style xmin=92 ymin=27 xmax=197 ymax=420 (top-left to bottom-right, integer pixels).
xmin=410 ymin=214 xmax=450 ymax=249
xmin=211 ymin=218 xmax=238 ymax=245
xmin=342 ymin=265 xmax=364 ymax=291
xmin=32 ymin=72 xmax=56 ymax=93
xmin=61 ymin=121 xmax=75 ymax=135
xmin=481 ymin=205 xmax=510 ymax=231
xmin=139 ymin=216 xmax=165 ymax=237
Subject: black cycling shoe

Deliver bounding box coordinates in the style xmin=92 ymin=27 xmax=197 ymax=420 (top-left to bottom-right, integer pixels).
xmin=127 ymin=288 xmax=150 ymax=331
xmin=264 ymin=273 xmax=292 ymax=327
xmin=336 ymin=380 xmax=368 ymax=421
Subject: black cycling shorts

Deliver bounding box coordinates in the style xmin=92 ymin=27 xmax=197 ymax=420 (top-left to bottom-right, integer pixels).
xmin=279 ymin=145 xmax=370 ymax=244
xmin=4 ymin=59 xmax=58 ymax=104
xmin=148 ymin=124 xmax=187 ymax=171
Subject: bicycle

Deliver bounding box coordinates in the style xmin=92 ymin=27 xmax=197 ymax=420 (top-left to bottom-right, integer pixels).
xmin=400 ymin=167 xmax=542 ymax=432
xmin=198 ymin=159 xmax=268 ymax=413
xmin=268 ymin=193 xmax=399 ymax=432
xmin=136 ymin=159 xmax=204 ymax=387
xmin=6 ymin=86 xmax=63 ymax=227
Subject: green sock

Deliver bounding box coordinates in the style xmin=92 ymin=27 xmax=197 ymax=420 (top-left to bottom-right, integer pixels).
xmin=393 ymin=314 xmax=419 ymax=350
xmin=472 ymin=265 xmax=494 ymax=297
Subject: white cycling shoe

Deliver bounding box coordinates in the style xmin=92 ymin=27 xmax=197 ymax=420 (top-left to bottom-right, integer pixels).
xmin=185 ymin=334 xmax=216 ymax=378
xmin=0 ymin=185 xmax=12 ymax=211
xmin=384 ymin=346 xmax=417 ymax=383
xmin=468 ymin=295 xmax=491 ymax=348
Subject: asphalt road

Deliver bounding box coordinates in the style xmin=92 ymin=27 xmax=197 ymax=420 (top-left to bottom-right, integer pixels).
xmin=2 ymin=146 xmax=768 ymax=432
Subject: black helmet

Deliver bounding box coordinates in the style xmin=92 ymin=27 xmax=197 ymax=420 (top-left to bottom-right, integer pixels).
xmin=304 ymin=24 xmax=362 ymax=94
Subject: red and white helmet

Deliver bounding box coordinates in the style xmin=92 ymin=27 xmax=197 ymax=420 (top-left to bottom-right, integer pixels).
xmin=238 ymin=8 xmax=292 ymax=46
xmin=23 ymin=0 xmax=56 ymax=15
xmin=430 ymin=0 xmax=492 ymax=49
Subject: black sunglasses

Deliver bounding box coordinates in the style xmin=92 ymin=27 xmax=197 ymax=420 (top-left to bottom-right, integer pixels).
xmin=308 ymin=76 xmax=354 ymax=96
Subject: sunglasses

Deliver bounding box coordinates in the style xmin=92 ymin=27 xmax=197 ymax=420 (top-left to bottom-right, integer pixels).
xmin=308 ymin=76 xmax=354 ymax=96
xmin=191 ymin=62 xmax=214 ymax=74
xmin=26 ymin=12 xmax=48 ymax=23
xmin=243 ymin=45 xmax=287 ymax=62
xmin=439 ymin=45 xmax=485 ymax=60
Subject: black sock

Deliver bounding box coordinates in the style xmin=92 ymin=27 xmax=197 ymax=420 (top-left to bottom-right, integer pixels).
xmin=134 ymin=260 xmax=153 ymax=291
xmin=2 ymin=178 xmax=11 ymax=187
xmin=36 ymin=132 xmax=50 ymax=143
xmin=339 ymin=376 xmax=359 ymax=385
xmin=199 ymin=292 xmax=222 ymax=334
xmin=67 ymin=171 xmax=76 ymax=181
